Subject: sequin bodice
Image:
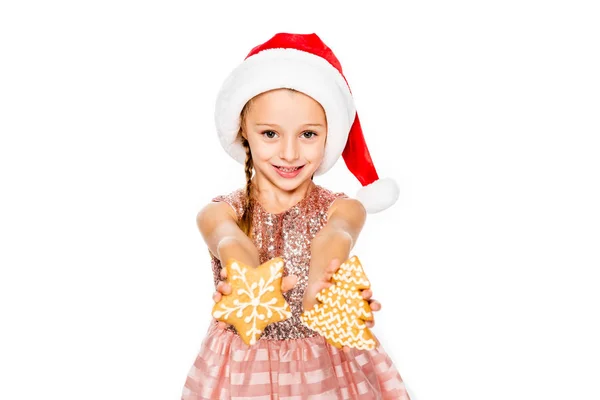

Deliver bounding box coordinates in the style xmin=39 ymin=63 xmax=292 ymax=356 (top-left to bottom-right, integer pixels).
xmin=209 ymin=183 xmax=349 ymax=340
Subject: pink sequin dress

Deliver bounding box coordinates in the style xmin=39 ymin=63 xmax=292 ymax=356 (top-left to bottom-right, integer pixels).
xmin=182 ymin=183 xmax=411 ymax=399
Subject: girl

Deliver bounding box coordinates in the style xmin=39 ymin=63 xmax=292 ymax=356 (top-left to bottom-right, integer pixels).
xmin=182 ymin=33 xmax=411 ymax=399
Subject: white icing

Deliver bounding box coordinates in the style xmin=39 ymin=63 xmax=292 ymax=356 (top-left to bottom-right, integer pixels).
xmin=300 ymin=256 xmax=376 ymax=349
xmin=213 ymin=259 xmax=292 ymax=345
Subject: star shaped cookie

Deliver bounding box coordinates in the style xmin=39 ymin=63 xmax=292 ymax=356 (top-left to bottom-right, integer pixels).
xmin=212 ymin=257 xmax=293 ymax=345
xmin=300 ymin=255 xmax=378 ymax=350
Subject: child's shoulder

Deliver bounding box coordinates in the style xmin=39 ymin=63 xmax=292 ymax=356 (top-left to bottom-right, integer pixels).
xmin=210 ymin=187 xmax=246 ymax=220
xmin=315 ymin=183 xmax=349 ymax=200
xmin=208 ymin=184 xmax=351 ymax=220
xmin=315 ymin=184 xmax=364 ymax=220
xmin=211 ymin=186 xmax=245 ymax=203
xmin=212 ymin=184 xmax=348 ymax=202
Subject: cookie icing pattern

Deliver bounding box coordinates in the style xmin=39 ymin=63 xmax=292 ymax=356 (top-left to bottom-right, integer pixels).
xmin=212 ymin=257 xmax=292 ymax=345
xmin=300 ymin=255 xmax=378 ymax=350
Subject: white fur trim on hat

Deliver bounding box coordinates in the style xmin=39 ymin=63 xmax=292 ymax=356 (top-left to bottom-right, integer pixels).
xmin=355 ymin=177 xmax=400 ymax=214
xmin=214 ymin=48 xmax=356 ymax=176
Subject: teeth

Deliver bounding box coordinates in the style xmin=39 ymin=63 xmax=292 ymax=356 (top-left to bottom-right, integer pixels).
xmin=278 ymin=166 xmax=300 ymax=172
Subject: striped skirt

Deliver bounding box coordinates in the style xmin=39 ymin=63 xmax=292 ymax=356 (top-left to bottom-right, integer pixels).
xmin=181 ymin=320 xmax=410 ymax=399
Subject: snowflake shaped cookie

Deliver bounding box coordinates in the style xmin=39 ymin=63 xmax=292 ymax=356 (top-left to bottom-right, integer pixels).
xmin=300 ymin=255 xmax=377 ymax=350
xmin=212 ymin=257 xmax=293 ymax=345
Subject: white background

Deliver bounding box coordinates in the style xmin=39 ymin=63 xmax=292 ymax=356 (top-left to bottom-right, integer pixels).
xmin=1 ymin=1 xmax=599 ymax=399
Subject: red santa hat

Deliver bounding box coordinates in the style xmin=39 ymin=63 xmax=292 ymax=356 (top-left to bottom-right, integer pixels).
xmin=214 ymin=32 xmax=399 ymax=213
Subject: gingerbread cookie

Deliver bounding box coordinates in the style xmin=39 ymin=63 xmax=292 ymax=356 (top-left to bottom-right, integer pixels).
xmin=212 ymin=257 xmax=293 ymax=345
xmin=300 ymin=255 xmax=378 ymax=350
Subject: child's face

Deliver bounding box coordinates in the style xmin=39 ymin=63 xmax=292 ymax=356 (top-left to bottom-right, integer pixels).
xmin=241 ymin=89 xmax=327 ymax=191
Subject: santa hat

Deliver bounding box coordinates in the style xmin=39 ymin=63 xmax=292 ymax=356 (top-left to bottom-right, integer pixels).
xmin=214 ymin=32 xmax=399 ymax=213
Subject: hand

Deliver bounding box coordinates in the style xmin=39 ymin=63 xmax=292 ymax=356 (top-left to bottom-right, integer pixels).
xmin=360 ymin=288 xmax=382 ymax=329
xmin=212 ymin=266 xmax=298 ymax=330
xmin=302 ymin=258 xmax=342 ymax=312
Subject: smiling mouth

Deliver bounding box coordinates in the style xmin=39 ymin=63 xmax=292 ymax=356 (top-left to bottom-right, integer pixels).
xmin=274 ymin=165 xmax=305 ymax=172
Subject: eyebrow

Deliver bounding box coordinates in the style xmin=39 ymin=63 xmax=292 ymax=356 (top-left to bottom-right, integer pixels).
xmin=254 ymin=123 xmax=325 ymax=128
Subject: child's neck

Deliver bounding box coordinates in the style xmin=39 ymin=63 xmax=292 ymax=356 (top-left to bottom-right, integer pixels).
xmin=251 ymin=178 xmax=315 ymax=214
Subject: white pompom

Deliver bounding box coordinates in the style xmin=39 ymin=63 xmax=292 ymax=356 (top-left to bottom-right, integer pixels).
xmin=355 ymin=177 xmax=400 ymax=214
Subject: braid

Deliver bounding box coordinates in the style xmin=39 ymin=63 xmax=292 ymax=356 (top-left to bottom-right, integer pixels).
xmin=239 ymin=135 xmax=254 ymax=238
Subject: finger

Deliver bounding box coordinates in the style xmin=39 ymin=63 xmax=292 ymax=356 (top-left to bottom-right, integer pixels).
xmin=212 ymin=291 xmax=222 ymax=303
xmin=328 ymin=257 xmax=342 ymax=271
xmin=302 ymin=298 xmax=316 ymax=312
xmin=216 ymin=281 xmax=232 ymax=295
xmin=365 ymin=320 xmax=375 ymax=328
xmin=342 ymin=345 xmax=352 ymax=353
xmin=217 ymin=321 xmax=227 ymax=330
xmin=314 ymin=280 xmax=332 ymax=295
xmin=323 ymin=258 xmax=342 ymax=280
xmin=361 ymin=289 xmax=373 ymax=300
xmin=369 ymin=300 xmax=382 ymax=312
xmin=220 ymin=268 xmax=227 ymax=280
xmin=281 ymin=275 xmax=298 ymax=292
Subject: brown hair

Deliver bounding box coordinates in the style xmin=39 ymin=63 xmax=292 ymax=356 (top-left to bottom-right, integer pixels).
xmin=237 ymin=88 xmax=317 ymax=239
xmin=238 ymin=99 xmax=255 ymax=238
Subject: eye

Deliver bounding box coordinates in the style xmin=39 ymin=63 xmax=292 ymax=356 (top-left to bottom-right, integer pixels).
xmin=261 ymin=130 xmax=278 ymax=139
xmin=302 ymin=131 xmax=317 ymax=139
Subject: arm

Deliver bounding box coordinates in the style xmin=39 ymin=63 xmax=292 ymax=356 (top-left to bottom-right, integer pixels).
xmin=303 ymin=198 xmax=367 ymax=310
xmin=198 ymin=201 xmax=298 ymax=329
xmin=196 ymin=202 xmax=260 ymax=268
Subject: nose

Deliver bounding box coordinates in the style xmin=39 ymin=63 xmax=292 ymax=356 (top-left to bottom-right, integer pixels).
xmin=279 ymin=135 xmax=299 ymax=162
